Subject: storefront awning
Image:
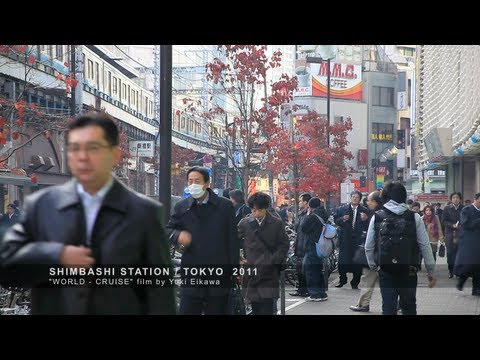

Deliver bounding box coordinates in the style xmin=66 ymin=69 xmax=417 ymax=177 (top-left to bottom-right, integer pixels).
xmin=0 ymin=174 xmax=37 ymax=186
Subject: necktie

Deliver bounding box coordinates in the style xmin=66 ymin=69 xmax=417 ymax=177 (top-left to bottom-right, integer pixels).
xmin=352 ymin=207 xmax=357 ymax=229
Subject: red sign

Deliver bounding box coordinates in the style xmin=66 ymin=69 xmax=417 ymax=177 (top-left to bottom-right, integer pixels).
xmin=357 ymin=149 xmax=367 ymax=166
xmin=416 ymin=194 xmax=448 ymax=201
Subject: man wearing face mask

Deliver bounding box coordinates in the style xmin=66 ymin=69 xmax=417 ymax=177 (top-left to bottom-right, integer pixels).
xmin=166 ymin=166 xmax=238 ymax=315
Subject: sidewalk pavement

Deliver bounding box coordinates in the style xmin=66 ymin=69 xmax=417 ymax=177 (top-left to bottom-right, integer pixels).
xmin=280 ymin=254 xmax=480 ymax=315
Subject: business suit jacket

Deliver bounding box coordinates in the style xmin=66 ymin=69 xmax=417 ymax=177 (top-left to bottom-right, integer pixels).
xmin=0 ymin=178 xmax=176 ymax=315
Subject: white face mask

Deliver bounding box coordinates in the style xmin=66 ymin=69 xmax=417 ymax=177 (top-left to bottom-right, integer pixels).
xmin=188 ymin=183 xmax=205 ymax=199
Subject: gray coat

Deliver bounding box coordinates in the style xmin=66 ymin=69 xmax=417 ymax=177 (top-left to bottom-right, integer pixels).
xmin=0 ymin=178 xmax=176 ymax=315
xmin=238 ymin=212 xmax=289 ymax=302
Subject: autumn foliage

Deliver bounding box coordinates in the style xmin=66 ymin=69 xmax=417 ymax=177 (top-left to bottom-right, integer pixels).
xmin=183 ymin=45 xmax=298 ymax=195
xmin=265 ymin=110 xmax=354 ymax=199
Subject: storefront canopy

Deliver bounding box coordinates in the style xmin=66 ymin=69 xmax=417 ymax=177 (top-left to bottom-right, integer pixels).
xmin=0 ymin=173 xmax=37 ymax=187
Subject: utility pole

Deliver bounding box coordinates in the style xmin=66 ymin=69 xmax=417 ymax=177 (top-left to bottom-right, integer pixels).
xmin=70 ymin=45 xmax=76 ymax=117
xmin=159 ymin=46 xmax=172 ymax=225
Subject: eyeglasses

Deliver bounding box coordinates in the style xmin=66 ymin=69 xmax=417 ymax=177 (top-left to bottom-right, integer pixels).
xmin=66 ymin=142 xmax=112 ymax=155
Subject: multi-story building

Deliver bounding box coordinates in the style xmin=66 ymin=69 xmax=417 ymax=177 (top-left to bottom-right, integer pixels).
xmin=292 ymin=45 xmax=398 ymax=205
xmin=416 ymin=45 xmax=480 ymax=202
xmin=0 ymin=45 xmax=158 ymax=211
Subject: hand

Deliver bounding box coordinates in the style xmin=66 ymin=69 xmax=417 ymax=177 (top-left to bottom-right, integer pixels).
xmin=60 ymin=245 xmax=95 ymax=268
xmin=240 ymin=258 xmax=248 ymax=265
xmin=343 ymin=214 xmax=350 ymax=221
xmin=178 ymin=230 xmax=192 ymax=247
xmin=428 ymin=276 xmax=437 ymax=288
xmin=360 ymin=212 xmax=368 ymax=221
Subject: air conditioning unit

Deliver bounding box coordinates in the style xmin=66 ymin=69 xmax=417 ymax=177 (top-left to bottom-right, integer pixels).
xmin=41 ymin=156 xmax=55 ymax=171
xmin=29 ymin=155 xmax=45 ymax=170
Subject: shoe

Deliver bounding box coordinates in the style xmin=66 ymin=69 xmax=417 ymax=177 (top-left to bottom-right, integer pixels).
xmin=351 ymin=286 xmax=359 ymax=290
xmin=335 ymin=282 xmax=346 ymax=288
xmin=448 ymin=272 xmax=453 ymax=279
xmin=349 ymin=304 xmax=370 ymax=312
xmin=306 ymin=295 xmax=328 ymax=302
xmin=456 ymin=278 xmax=466 ymax=291
xmin=472 ymin=291 xmax=480 ymax=296
xmin=289 ymin=291 xmax=309 ymax=297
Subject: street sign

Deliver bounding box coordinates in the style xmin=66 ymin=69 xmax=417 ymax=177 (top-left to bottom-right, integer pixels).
xmin=340 ymin=182 xmax=355 ymax=204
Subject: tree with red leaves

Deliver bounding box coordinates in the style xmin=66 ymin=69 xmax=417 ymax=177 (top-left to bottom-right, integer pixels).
xmin=183 ymin=45 xmax=298 ymax=196
xmin=0 ymin=45 xmax=78 ymax=182
xmin=265 ymin=110 xmax=353 ymax=203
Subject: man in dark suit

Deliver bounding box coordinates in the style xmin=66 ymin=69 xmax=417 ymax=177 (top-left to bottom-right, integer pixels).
xmin=0 ymin=112 xmax=176 ymax=315
xmin=167 ymin=166 xmax=238 ymax=315
xmin=334 ymin=190 xmax=369 ymax=289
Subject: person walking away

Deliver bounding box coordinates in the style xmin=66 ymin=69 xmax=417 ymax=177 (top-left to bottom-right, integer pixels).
xmin=364 ymin=181 xmax=437 ymax=315
xmin=301 ymin=197 xmax=329 ymax=302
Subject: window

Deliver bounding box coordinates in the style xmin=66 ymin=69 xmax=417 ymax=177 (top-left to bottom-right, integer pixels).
xmin=108 ymin=71 xmax=112 ymax=96
xmin=87 ymin=60 xmax=94 ymax=81
xmin=144 ymin=96 xmax=148 ymax=114
xmin=123 ymin=84 xmax=127 ymax=100
xmin=398 ymin=47 xmax=415 ymax=57
xmin=371 ymin=122 xmax=394 ymax=143
xmin=131 ymin=89 xmax=136 ymax=107
xmin=113 ymin=77 xmax=118 ymax=96
xmin=55 ymin=45 xmax=63 ymax=61
xmin=189 ymin=120 xmax=194 ymax=132
xmin=95 ymin=62 xmax=100 ymax=88
xmin=372 ymin=86 xmax=394 ymax=107
xmin=181 ymin=116 xmax=186 ymax=129
xmin=334 ymin=115 xmax=344 ymax=124
xmin=408 ymin=79 xmax=411 ymax=107
xmin=195 ymin=121 xmax=201 ymax=134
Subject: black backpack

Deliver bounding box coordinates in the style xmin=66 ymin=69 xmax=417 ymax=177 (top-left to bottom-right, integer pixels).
xmin=375 ymin=208 xmax=419 ymax=274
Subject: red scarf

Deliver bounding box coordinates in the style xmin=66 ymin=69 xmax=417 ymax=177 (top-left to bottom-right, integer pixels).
xmin=422 ymin=213 xmax=439 ymax=238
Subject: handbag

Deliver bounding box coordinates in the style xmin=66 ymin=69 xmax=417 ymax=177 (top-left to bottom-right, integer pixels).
xmin=438 ymin=243 xmax=445 ymax=258
xmin=353 ymin=245 xmax=368 ymax=267
xmin=227 ymin=280 xmax=246 ymax=315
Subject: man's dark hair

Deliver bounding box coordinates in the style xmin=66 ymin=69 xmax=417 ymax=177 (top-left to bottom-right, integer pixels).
xmin=299 ymin=192 xmax=312 ymax=203
xmin=450 ymin=192 xmax=462 ymax=200
xmin=229 ymin=189 xmax=245 ymax=203
xmin=412 ymin=201 xmax=421 ymax=209
xmin=222 ymin=188 xmax=231 ymax=199
xmin=350 ymin=190 xmax=362 ymax=200
xmin=381 ymin=181 xmax=407 ymax=204
xmin=406 ymin=199 xmax=414 ymax=206
xmin=68 ymin=112 xmax=119 ymax=146
xmin=247 ymin=192 xmax=270 ymax=210
xmin=186 ymin=166 xmax=210 ymax=183
xmin=474 ymin=193 xmax=480 ymax=200
xmin=369 ymin=190 xmax=383 ymax=207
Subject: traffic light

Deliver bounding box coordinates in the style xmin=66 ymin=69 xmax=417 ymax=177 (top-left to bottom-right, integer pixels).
xmin=360 ymin=176 xmax=367 ymax=188
xmin=397 ymin=129 xmax=405 ymax=149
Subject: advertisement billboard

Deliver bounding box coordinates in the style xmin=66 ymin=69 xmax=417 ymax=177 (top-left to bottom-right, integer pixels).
xmin=293 ymin=58 xmax=363 ymax=100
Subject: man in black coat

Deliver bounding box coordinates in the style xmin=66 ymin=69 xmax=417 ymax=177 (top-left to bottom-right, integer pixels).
xmin=454 ymin=193 xmax=480 ymax=296
xmin=289 ymin=192 xmax=312 ymax=297
xmin=0 ymin=112 xmax=176 ymax=315
xmin=442 ymin=192 xmax=463 ymax=278
xmin=166 ymin=166 xmax=238 ymax=315
xmin=334 ymin=190 xmax=369 ymax=289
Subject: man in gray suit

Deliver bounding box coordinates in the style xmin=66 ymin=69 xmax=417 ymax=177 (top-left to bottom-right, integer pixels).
xmin=0 ymin=112 xmax=175 ymax=315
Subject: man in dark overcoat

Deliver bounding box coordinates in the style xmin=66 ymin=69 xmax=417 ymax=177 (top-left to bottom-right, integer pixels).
xmin=454 ymin=193 xmax=480 ymax=296
xmin=334 ymin=190 xmax=369 ymax=289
